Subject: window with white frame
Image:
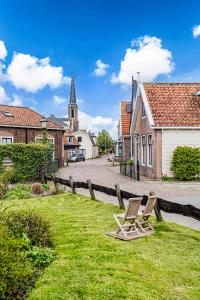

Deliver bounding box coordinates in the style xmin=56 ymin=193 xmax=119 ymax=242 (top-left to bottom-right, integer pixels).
xmin=147 ymin=134 xmax=152 ymax=166
xmin=142 ymin=102 xmax=146 ymax=117
xmin=141 ymin=135 xmax=146 ymax=165
xmin=1 ymin=137 xmax=13 ymax=144
xmin=68 ymin=136 xmax=73 ymax=143
xmin=68 ymin=149 xmax=75 ymax=156
xmin=79 ymin=149 xmax=86 ymax=155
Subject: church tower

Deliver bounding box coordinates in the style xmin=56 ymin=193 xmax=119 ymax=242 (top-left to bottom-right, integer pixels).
xmin=68 ymin=77 xmax=79 ymax=131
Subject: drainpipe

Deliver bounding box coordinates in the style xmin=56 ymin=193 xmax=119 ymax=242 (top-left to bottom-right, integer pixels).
xmin=25 ymin=128 xmax=28 ymax=144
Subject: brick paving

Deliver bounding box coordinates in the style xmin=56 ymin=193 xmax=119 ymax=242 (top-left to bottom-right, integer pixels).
xmin=57 ymin=156 xmax=200 ymax=230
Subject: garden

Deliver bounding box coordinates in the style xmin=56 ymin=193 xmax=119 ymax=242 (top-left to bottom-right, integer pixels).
xmin=1 ymin=142 xmax=200 ymax=299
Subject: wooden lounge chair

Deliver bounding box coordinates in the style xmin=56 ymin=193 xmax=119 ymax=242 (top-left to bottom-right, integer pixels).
xmin=107 ymin=197 xmax=144 ymax=240
xmin=137 ymin=195 xmax=157 ymax=232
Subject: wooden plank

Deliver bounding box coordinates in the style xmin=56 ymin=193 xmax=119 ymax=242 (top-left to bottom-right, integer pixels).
xmin=115 ymin=184 xmax=125 ymax=209
xmin=87 ymin=179 xmax=96 ymax=200
xmin=69 ymin=176 xmax=76 ymax=194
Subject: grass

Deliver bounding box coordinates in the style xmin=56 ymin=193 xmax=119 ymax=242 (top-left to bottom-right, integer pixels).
xmin=1 ymin=194 xmax=200 ymax=300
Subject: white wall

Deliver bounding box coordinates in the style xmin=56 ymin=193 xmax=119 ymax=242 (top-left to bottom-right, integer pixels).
xmin=73 ymin=131 xmax=93 ymax=159
xmin=162 ymin=129 xmax=200 ymax=176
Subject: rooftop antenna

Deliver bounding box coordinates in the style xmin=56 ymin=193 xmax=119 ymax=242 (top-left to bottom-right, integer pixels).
xmin=137 ymin=72 xmax=141 ymax=82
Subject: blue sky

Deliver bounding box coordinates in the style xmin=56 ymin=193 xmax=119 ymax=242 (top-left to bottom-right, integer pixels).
xmin=0 ymin=0 xmax=200 ymax=137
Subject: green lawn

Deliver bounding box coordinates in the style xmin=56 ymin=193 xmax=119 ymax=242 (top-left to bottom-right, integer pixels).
xmin=2 ymin=194 xmax=200 ymax=300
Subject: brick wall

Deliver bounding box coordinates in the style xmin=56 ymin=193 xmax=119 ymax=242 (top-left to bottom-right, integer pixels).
xmin=123 ymin=136 xmax=131 ymax=160
xmin=132 ymin=96 xmax=162 ymax=179
xmin=0 ymin=127 xmax=64 ymax=166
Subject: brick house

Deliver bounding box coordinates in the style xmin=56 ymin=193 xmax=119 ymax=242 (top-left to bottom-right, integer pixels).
xmin=130 ymin=81 xmax=200 ymax=179
xmin=0 ymin=105 xmax=65 ymax=166
xmin=64 ymin=131 xmax=80 ymax=160
xmin=116 ymin=101 xmax=131 ymax=160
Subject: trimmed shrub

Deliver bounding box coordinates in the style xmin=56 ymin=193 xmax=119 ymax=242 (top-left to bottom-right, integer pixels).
xmin=0 ymin=183 xmax=7 ymax=199
xmin=127 ymin=159 xmax=134 ymax=166
xmin=0 ymin=225 xmax=36 ymax=300
xmin=0 ymin=166 xmax=14 ymax=187
xmin=5 ymin=184 xmax=32 ymax=200
xmin=0 ymin=143 xmax=53 ymax=182
xmin=171 ymin=146 xmax=200 ymax=180
xmin=32 ymin=183 xmax=44 ymax=195
xmin=0 ymin=209 xmax=52 ymax=247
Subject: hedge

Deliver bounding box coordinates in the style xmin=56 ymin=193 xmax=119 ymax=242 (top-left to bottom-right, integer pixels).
xmin=171 ymin=146 xmax=200 ymax=181
xmin=0 ymin=143 xmax=53 ymax=182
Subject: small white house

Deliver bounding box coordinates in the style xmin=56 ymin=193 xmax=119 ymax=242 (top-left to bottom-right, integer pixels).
xmin=73 ymin=130 xmax=99 ymax=159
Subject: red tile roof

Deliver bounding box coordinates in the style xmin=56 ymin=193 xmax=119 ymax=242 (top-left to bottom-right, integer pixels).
xmin=0 ymin=105 xmax=62 ymax=129
xmin=120 ymin=101 xmax=131 ymax=135
xmin=144 ymin=83 xmax=200 ymax=127
xmin=64 ymin=131 xmax=80 ymax=146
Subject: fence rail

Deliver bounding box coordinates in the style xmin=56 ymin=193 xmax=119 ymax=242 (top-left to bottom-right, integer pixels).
xmin=45 ymin=175 xmax=200 ymax=222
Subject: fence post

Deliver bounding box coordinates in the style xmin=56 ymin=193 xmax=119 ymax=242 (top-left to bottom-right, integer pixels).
xmin=87 ymin=179 xmax=96 ymax=200
xmin=149 ymin=191 xmax=163 ymax=221
xmin=115 ymin=184 xmax=125 ymax=209
xmin=69 ymin=176 xmax=76 ymax=194
xmin=136 ymin=160 xmax=140 ymax=181
xmin=52 ymin=173 xmax=59 ymax=193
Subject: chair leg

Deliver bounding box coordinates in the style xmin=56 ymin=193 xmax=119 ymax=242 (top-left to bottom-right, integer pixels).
xmin=113 ymin=215 xmax=128 ymax=237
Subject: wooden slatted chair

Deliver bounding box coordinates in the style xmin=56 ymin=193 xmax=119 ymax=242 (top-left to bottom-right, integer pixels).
xmin=137 ymin=195 xmax=157 ymax=232
xmin=113 ymin=197 xmax=143 ymax=239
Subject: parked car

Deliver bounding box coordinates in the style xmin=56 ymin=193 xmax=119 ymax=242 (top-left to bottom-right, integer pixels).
xmin=68 ymin=154 xmax=86 ymax=162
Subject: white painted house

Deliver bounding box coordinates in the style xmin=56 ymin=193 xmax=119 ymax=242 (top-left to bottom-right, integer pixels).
xmin=130 ymin=81 xmax=200 ymax=179
xmin=73 ymin=130 xmax=99 ymax=159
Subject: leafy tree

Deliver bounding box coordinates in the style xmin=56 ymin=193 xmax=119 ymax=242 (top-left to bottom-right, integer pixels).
xmin=97 ymin=130 xmax=113 ymax=153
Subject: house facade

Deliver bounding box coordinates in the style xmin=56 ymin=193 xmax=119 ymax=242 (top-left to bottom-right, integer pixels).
xmin=130 ymin=81 xmax=200 ymax=179
xmin=116 ymin=101 xmax=131 ymax=160
xmin=64 ymin=131 xmax=80 ymax=160
xmin=0 ymin=105 xmax=65 ymax=166
xmin=73 ymin=130 xmax=99 ymax=159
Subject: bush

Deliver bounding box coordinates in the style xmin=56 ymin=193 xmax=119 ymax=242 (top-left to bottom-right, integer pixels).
xmin=5 ymin=184 xmax=32 ymax=200
xmin=171 ymin=146 xmax=200 ymax=181
xmin=0 ymin=225 xmax=36 ymax=300
xmin=32 ymin=183 xmax=44 ymax=195
xmin=42 ymin=183 xmax=50 ymax=191
xmin=127 ymin=159 xmax=134 ymax=166
xmin=0 ymin=143 xmax=53 ymax=182
xmin=0 ymin=209 xmax=52 ymax=247
xmin=27 ymin=246 xmax=56 ymax=267
xmin=0 ymin=166 xmax=14 ymax=187
xmin=0 ymin=183 xmax=7 ymax=199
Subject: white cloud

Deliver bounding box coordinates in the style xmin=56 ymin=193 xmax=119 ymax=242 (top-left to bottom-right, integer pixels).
xmin=10 ymin=94 xmax=23 ymax=106
xmin=111 ymin=35 xmax=174 ymax=85
xmin=7 ymin=53 xmax=67 ymax=93
xmin=0 ymin=86 xmax=9 ymax=103
xmin=79 ymin=110 xmax=117 ymax=138
xmin=0 ymin=40 xmax=7 ymax=60
xmin=53 ymin=95 xmax=66 ymax=104
xmin=93 ymin=59 xmax=109 ymax=77
xmin=193 ymin=25 xmax=200 ymax=38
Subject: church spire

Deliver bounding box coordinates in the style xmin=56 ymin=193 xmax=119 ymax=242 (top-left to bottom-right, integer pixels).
xmin=70 ymin=76 xmax=76 ymax=104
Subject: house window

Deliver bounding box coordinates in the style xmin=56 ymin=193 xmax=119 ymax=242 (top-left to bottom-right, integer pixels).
xmin=77 ymin=136 xmax=82 ymax=142
xmin=147 ymin=135 xmax=152 ymax=166
xmin=141 ymin=135 xmax=146 ymax=165
xmin=68 ymin=149 xmax=75 ymax=157
xmin=1 ymin=137 xmax=13 ymax=144
xmin=142 ymin=102 xmax=146 ymax=117
xmin=68 ymin=136 xmax=73 ymax=143
xmin=79 ymin=149 xmax=86 ymax=155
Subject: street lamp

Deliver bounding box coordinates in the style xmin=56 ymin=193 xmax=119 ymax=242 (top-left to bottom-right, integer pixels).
xmin=40 ymin=118 xmax=48 ymax=129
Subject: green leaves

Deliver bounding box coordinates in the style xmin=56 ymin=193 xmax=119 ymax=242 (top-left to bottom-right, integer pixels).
xmin=171 ymin=146 xmax=200 ymax=180
xmin=0 ymin=143 xmax=53 ymax=182
xmin=97 ymin=129 xmax=113 ymax=153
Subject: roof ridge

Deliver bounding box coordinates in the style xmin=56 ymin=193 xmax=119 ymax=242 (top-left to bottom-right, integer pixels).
xmin=0 ymin=104 xmax=29 ymax=109
xmin=144 ymin=82 xmax=200 ymax=85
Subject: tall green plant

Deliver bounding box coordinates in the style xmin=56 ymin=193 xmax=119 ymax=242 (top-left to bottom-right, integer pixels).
xmin=171 ymin=146 xmax=200 ymax=180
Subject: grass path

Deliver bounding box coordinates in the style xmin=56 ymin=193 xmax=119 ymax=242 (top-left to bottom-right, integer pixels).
xmin=2 ymin=194 xmax=200 ymax=300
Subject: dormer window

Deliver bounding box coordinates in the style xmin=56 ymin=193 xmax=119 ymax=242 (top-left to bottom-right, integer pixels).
xmin=0 ymin=111 xmax=14 ymax=117
xmin=142 ymin=103 xmax=146 ymax=117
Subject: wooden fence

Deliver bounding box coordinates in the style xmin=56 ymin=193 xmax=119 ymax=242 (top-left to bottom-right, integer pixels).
xmin=46 ymin=175 xmax=200 ymax=222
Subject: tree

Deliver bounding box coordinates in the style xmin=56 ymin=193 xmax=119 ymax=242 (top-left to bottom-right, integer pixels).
xmin=97 ymin=130 xmax=113 ymax=154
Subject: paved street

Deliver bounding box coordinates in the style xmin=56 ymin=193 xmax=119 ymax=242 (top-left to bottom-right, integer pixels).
xmin=57 ymin=156 xmax=200 ymax=230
